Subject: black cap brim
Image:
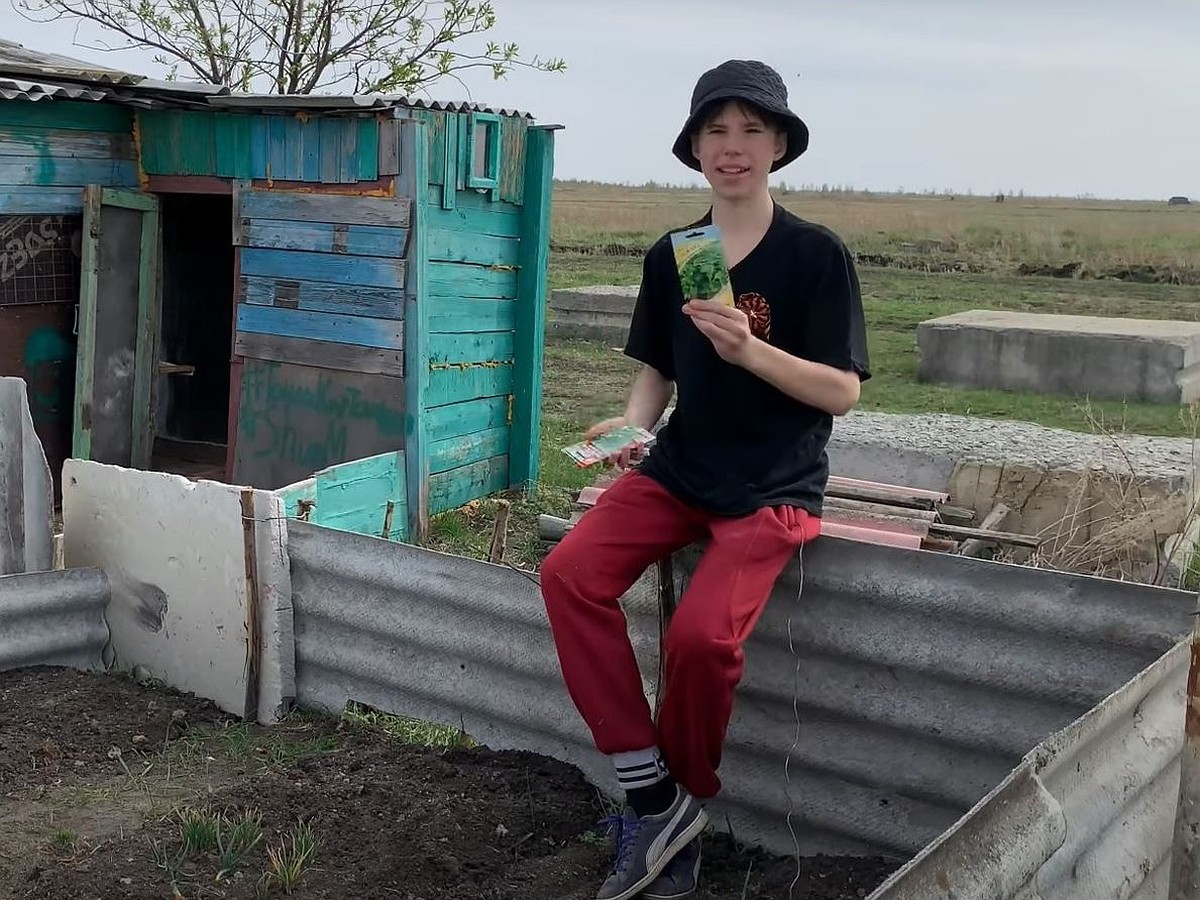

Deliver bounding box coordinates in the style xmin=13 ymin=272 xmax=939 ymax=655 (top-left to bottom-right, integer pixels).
xmin=671 ymin=93 xmax=809 ymax=173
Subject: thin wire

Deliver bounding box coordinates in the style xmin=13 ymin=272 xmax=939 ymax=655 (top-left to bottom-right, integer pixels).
xmin=785 ymin=541 xmax=806 ymax=899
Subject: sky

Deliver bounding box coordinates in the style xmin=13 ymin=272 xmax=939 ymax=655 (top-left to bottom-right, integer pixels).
xmin=7 ymin=0 xmax=1199 ymax=199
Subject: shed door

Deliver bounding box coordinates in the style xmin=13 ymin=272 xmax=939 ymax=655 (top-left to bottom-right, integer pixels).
xmin=229 ymin=184 xmax=412 ymax=490
xmin=73 ymin=186 xmax=160 ymax=468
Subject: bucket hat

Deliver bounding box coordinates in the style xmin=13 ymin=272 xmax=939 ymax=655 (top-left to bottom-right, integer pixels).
xmin=671 ymin=59 xmax=809 ymax=172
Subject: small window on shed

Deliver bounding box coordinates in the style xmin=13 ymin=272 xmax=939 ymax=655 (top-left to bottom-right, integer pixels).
xmin=466 ymin=112 xmax=501 ymax=192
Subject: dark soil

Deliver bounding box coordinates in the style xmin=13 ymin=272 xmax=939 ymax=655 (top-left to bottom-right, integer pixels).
xmin=0 ymin=667 xmax=897 ymax=900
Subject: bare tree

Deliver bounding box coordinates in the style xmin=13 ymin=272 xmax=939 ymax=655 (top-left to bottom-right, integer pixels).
xmin=15 ymin=0 xmax=566 ymax=95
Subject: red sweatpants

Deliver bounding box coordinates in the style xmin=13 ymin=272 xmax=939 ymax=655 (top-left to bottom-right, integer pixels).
xmin=540 ymin=470 xmax=820 ymax=799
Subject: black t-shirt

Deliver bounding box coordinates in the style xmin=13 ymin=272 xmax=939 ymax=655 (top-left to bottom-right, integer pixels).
xmin=624 ymin=202 xmax=870 ymax=518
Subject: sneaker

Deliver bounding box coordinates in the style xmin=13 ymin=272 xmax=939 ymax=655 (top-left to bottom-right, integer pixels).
xmin=595 ymin=785 xmax=708 ymax=900
xmin=642 ymin=837 xmax=700 ymax=899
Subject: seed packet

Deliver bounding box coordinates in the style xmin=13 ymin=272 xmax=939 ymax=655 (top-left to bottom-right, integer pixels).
xmin=561 ymin=425 xmax=657 ymax=468
xmin=670 ymin=224 xmax=734 ymax=307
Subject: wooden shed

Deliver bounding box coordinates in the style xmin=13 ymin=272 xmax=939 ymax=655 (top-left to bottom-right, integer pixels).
xmin=0 ymin=39 xmax=557 ymax=541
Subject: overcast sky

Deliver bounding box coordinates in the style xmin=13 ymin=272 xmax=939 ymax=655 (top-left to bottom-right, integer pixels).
xmin=8 ymin=0 xmax=1198 ymax=199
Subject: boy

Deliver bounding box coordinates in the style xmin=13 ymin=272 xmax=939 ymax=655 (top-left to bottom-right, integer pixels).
xmin=541 ymin=59 xmax=870 ymax=900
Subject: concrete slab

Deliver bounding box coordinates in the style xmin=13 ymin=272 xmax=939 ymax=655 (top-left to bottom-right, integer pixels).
xmin=62 ymin=460 xmax=295 ymax=723
xmin=548 ymin=285 xmax=637 ymax=344
xmin=916 ymin=310 xmax=1200 ymax=403
xmin=0 ymin=377 xmax=53 ymax=574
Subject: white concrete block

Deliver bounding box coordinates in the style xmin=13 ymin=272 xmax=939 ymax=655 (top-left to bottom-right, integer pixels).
xmin=0 ymin=377 xmax=53 ymax=574
xmin=62 ymin=460 xmax=294 ymax=722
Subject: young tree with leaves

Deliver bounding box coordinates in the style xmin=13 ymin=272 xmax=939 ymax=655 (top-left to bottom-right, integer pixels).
xmin=15 ymin=0 xmax=565 ymax=95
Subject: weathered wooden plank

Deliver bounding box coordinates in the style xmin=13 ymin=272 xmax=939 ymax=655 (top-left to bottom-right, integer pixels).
xmin=429 ymin=330 xmax=514 ymax=365
xmin=240 ymin=219 xmax=408 ymax=257
xmin=399 ymin=115 xmax=430 ymax=541
xmin=411 ymin=110 xmax=444 ymax=186
xmin=428 ymin=454 xmax=508 ymax=515
xmin=282 ymin=451 xmax=408 ymax=539
xmin=178 ymin=111 xmax=217 ymax=175
xmin=428 ymin=426 xmax=509 ymax=476
xmin=210 ymin=114 xmax=254 ymax=178
xmin=240 ymin=247 xmax=406 ymax=289
xmin=498 ymin=115 xmax=527 ymax=205
xmin=428 ymin=298 xmax=514 ymax=333
xmin=269 ymin=116 xmax=303 ymax=181
xmin=0 ymin=126 xmax=133 ymax=159
xmin=377 ymin=117 xmax=400 ymax=176
xmin=426 ymin=362 xmax=513 ymax=407
xmin=238 ymin=190 xmax=412 ymax=226
xmin=251 ymin=117 xmax=270 ymax=179
xmin=509 ymin=125 xmax=555 ymax=488
xmin=426 ymin=227 xmax=518 ymax=266
xmin=338 ymin=116 xmax=359 ymax=184
xmin=441 ymin=111 xmax=458 ymax=210
xmin=233 ymin=358 xmax=407 ymax=490
xmin=427 ymin=260 xmax=518 ymax=299
xmin=238 ymin=275 xmax=403 ymax=319
xmin=300 ymin=118 xmax=322 ymax=182
xmin=213 ymin=113 xmax=238 ymax=177
xmin=424 ymin=195 xmax=521 ymax=237
xmin=426 ymin=395 xmax=509 ymax=443
xmin=0 ymin=100 xmax=132 ymax=133
xmin=455 ymin=112 xmax=468 ymax=192
xmin=0 ymin=186 xmax=85 ymax=214
xmin=0 ymin=158 xmax=138 ymax=187
xmin=235 ymin=331 xmax=404 ymax=376
xmin=358 ymin=118 xmax=379 ymax=182
xmin=319 ymin=118 xmax=341 ymax=184
xmin=237 ymin=304 xmax=404 ymax=349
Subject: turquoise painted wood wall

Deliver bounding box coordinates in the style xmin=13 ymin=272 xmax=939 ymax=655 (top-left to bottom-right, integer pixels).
xmin=138 ymin=109 xmax=392 ymax=184
xmin=275 ymin=450 xmax=408 ymax=540
xmin=0 ymin=94 xmax=554 ymax=544
xmin=0 ymin=100 xmax=137 ymax=214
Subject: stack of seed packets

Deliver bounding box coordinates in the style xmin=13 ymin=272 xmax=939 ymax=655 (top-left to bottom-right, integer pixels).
xmin=670 ymin=223 xmax=734 ymax=306
xmin=562 ymin=425 xmax=657 ymax=468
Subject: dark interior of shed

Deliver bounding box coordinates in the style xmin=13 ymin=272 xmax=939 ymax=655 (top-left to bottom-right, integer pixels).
xmin=151 ymin=193 xmax=234 ymax=480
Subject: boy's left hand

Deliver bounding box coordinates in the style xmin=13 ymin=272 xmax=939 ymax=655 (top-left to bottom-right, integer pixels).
xmin=683 ymin=299 xmax=757 ymax=366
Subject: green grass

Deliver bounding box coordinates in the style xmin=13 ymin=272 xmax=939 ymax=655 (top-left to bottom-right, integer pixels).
xmin=547 ymin=251 xmax=1200 ymax=438
xmin=340 ymin=701 xmax=475 ymax=749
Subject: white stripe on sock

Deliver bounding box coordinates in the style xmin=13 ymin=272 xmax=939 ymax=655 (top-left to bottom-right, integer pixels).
xmin=612 ymin=747 xmax=668 ymax=789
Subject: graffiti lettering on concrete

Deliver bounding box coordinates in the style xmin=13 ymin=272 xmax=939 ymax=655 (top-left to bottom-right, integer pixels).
xmin=0 ymin=217 xmax=61 ymax=283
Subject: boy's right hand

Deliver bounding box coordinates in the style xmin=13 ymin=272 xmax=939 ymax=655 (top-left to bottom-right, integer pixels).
xmin=584 ymin=416 xmax=646 ymax=470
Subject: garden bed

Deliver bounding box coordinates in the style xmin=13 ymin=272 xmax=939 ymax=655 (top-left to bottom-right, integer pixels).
xmin=0 ymin=667 xmax=896 ymax=899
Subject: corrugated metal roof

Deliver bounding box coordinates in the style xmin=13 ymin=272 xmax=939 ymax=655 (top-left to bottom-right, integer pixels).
xmin=203 ymin=93 xmax=533 ymax=117
xmin=0 ymin=76 xmax=110 ymax=103
xmin=0 ymin=39 xmax=534 ymax=118
xmin=0 ymin=38 xmax=140 ymax=85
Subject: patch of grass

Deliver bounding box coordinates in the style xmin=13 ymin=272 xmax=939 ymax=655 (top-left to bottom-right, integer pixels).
xmin=259 ymin=820 xmax=318 ymax=896
xmin=341 ymin=700 xmax=475 ymax=749
xmin=215 ymin=808 xmax=264 ymax=881
xmin=50 ymin=828 xmax=77 ymax=849
xmin=177 ymin=807 xmax=221 ymax=855
xmin=545 ymin=254 xmax=1200 ymax=437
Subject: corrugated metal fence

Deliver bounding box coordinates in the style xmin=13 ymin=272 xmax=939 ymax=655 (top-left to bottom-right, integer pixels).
xmin=0 ymin=568 xmax=110 ymax=671
xmin=872 ymin=637 xmax=1187 ymax=899
xmin=285 ymin=521 xmax=1195 ymax=861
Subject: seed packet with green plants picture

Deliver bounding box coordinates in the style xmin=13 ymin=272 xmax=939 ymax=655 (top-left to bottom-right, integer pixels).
xmin=670 ymin=224 xmax=734 ymax=306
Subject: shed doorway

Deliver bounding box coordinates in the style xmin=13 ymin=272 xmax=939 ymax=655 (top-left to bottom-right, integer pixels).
xmin=151 ymin=193 xmax=235 ymax=481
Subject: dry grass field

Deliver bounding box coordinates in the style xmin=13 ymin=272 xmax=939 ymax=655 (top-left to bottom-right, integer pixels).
xmin=552 ymin=181 xmax=1200 ymax=279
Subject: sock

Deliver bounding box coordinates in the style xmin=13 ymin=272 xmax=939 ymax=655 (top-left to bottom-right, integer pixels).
xmin=612 ymin=747 xmax=677 ymax=818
